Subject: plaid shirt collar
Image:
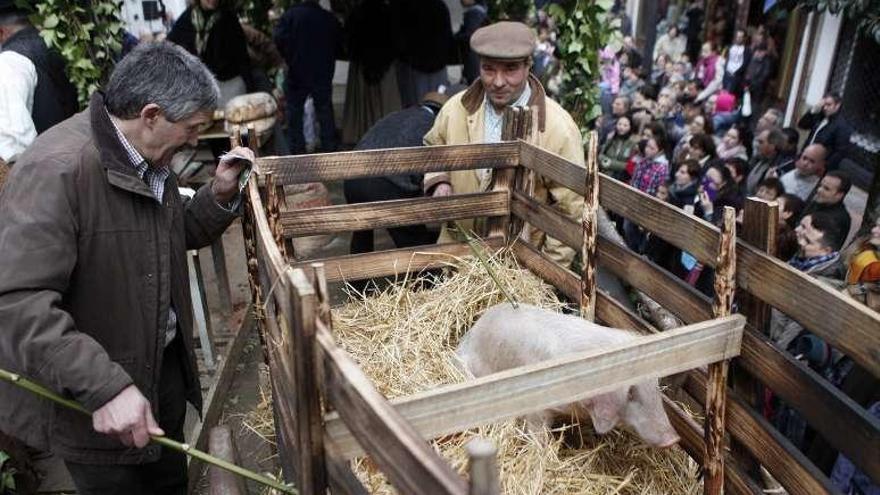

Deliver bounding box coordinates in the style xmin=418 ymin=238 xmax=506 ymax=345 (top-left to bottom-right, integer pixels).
xmin=107 ymin=111 xmax=169 ymax=203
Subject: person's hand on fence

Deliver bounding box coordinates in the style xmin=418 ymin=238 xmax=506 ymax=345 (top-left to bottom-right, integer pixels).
xmin=213 ymin=146 xmax=255 ymax=204
xmin=92 ymin=384 xmax=164 ymax=448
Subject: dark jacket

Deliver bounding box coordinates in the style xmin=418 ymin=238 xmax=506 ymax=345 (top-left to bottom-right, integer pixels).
xmin=0 ymin=94 xmax=237 ymax=463
xmin=397 ymin=0 xmax=453 ymax=73
xmin=274 ymin=2 xmax=342 ymax=89
xmin=346 ymin=0 xmax=399 ymax=84
xmin=454 ymin=3 xmax=488 ymax=83
xmin=798 ymin=111 xmax=853 ymax=170
xmin=1 ymin=26 xmax=77 ymax=133
xmin=346 ymin=103 xmax=440 ymax=195
xmin=168 ymin=7 xmax=255 ymax=90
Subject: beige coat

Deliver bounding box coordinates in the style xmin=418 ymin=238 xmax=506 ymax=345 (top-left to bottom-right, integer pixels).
xmin=423 ymin=76 xmax=585 ymax=266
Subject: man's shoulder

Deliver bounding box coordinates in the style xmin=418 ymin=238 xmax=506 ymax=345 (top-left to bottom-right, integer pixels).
xmin=15 ymin=112 xmax=95 ymax=174
xmin=543 ymin=97 xmax=581 ymax=134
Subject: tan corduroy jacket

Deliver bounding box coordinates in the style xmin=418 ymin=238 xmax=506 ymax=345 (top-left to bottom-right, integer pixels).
xmin=423 ymin=76 xmax=585 ymax=266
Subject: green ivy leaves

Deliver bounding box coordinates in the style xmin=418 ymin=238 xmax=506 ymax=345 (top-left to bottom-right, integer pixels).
xmin=16 ymin=0 xmax=123 ymax=108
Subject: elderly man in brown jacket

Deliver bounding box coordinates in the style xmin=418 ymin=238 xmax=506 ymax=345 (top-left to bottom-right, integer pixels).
xmin=0 ymin=42 xmax=251 ymax=494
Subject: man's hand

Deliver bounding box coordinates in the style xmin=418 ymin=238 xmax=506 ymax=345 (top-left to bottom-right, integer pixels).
xmin=92 ymin=385 xmax=164 ymax=448
xmin=212 ymin=146 xmax=256 ymax=204
xmin=432 ymin=183 xmax=453 ymax=197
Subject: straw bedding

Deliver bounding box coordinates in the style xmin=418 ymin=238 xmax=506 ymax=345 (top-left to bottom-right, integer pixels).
xmin=248 ymin=248 xmax=702 ymax=494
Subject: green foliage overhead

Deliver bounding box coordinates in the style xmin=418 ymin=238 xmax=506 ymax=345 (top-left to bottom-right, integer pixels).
xmin=796 ymin=0 xmax=880 ymax=44
xmin=15 ymin=0 xmax=123 ymax=108
xmin=547 ymin=0 xmax=618 ymax=135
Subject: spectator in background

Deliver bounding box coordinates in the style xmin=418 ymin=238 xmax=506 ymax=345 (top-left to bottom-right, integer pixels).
xmin=619 ymin=65 xmax=645 ymax=100
xmin=341 ymin=0 xmax=402 ymax=146
xmin=716 ymin=125 xmax=749 ymax=160
xmin=169 ymin=0 xmax=255 ymax=103
xmin=395 ymin=0 xmax=453 ymax=107
xmin=684 ymin=0 xmax=705 ymax=62
xmin=722 ymin=28 xmax=750 ymax=96
xmin=780 ymin=143 xmax=827 ymax=200
xmin=0 ymin=0 xmax=77 ymax=167
xmin=599 ymin=46 xmax=621 ymax=115
xmin=695 ymin=42 xmax=723 ymax=102
xmin=775 ymin=193 xmax=806 ymax=262
xmin=344 ymin=91 xmax=450 ymax=253
xmin=669 ymin=159 xmax=701 ymax=208
xmin=695 ymin=161 xmax=742 ymax=225
xmin=599 ymin=95 xmax=631 ymax=144
xmin=724 ymin=157 xmax=749 ymax=198
xmin=755 ymin=107 xmax=784 ymax=134
xmin=797 ymin=92 xmax=853 ymax=171
xmin=688 ymin=133 xmax=717 ymax=171
xmin=746 ymin=128 xmax=791 ymax=195
xmin=755 ymin=176 xmax=784 ymax=202
xmin=743 ymin=42 xmax=774 ymax=113
xmin=801 ymin=170 xmax=853 ymax=239
xmin=599 ymin=114 xmax=637 ymax=181
xmin=454 ymin=0 xmax=488 ymax=84
xmin=626 ymin=135 xmax=669 ymax=251
xmin=780 ymin=126 xmax=800 ymax=159
xmin=653 ymin=24 xmax=686 ymax=62
xmin=274 ymin=0 xmax=343 ymax=153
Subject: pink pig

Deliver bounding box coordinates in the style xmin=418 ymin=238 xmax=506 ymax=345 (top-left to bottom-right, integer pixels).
xmin=456 ymin=303 xmax=680 ymax=448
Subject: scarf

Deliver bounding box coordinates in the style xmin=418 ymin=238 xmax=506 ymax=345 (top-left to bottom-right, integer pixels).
xmin=789 ymin=252 xmax=839 ymax=273
xmin=191 ymin=6 xmax=220 ymax=56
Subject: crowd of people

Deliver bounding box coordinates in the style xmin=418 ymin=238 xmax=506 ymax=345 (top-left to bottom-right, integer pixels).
xmin=0 ymin=0 xmax=877 ymax=493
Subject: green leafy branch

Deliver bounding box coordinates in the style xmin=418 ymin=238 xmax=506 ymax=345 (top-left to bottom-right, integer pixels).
xmin=16 ymin=0 xmax=124 ymax=107
xmin=547 ymin=1 xmax=618 ymax=136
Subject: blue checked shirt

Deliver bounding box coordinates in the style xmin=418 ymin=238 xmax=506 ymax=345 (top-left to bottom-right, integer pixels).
xmin=109 ymin=113 xmax=178 ymax=347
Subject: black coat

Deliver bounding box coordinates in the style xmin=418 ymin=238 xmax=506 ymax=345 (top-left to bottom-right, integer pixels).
xmin=797 ymin=111 xmax=853 ymax=170
xmin=396 ymin=0 xmax=453 ymax=73
xmin=168 ymin=7 xmax=255 ymax=90
xmin=274 ymin=2 xmax=342 ymax=89
xmin=454 ymin=4 xmax=488 ymax=83
xmin=1 ymin=26 xmax=77 ymax=134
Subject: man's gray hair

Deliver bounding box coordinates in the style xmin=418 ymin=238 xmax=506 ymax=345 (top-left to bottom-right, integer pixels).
xmin=105 ymin=41 xmax=220 ymax=122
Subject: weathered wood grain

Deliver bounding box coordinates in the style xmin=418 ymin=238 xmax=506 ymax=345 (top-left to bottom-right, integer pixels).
xmin=291 ymin=237 xmax=506 ymax=283
xmin=580 ymin=131 xmax=599 ymax=321
xmin=256 ymin=142 xmax=519 ymax=185
xmin=280 ymin=191 xmax=509 ymax=237
xmin=316 ymin=327 xmax=468 ymax=494
xmin=323 ymin=314 xmax=744 ymax=459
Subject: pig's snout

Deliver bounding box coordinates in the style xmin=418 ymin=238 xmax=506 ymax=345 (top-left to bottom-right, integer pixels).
xmin=656 ymin=433 xmax=681 ymax=449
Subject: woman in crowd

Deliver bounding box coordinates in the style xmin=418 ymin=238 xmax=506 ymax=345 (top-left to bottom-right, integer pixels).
xmin=599 ymin=114 xmax=638 ymax=181
xmin=716 ymin=124 xmax=749 ymax=160
xmin=694 ymin=161 xmax=742 ymax=225
xmin=687 ymin=133 xmax=717 ymax=171
xmin=775 ymin=193 xmax=805 ymax=261
xmin=674 ymin=112 xmax=713 ymax=162
xmin=625 ymin=135 xmax=669 ymax=251
xmin=653 ymin=24 xmax=686 ymax=62
xmin=668 ymin=159 xmax=701 ymax=208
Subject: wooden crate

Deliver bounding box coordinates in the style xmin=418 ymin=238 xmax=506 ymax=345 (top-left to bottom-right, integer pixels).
xmin=232 ymin=137 xmax=878 ymax=495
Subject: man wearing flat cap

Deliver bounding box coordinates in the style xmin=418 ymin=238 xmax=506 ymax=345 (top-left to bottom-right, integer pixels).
xmin=423 ymin=21 xmax=585 ymax=266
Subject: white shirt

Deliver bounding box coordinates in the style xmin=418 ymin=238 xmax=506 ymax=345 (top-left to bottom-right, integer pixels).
xmin=0 ymin=50 xmax=38 ymax=162
xmin=726 ymin=44 xmax=745 ymax=74
xmin=780 ymin=169 xmax=820 ymax=201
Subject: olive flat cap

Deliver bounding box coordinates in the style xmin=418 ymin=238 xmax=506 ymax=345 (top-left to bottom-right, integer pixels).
xmin=470 ymin=21 xmax=536 ymax=60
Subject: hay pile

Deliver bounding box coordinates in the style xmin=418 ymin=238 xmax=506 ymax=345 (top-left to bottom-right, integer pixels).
xmin=248 ymin=249 xmax=702 ymax=494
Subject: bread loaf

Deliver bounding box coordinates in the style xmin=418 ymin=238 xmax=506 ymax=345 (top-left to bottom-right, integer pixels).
xmin=224 ymin=92 xmax=277 ymax=123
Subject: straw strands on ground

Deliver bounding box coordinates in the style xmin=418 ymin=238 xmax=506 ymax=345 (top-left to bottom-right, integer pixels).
xmin=246 ymin=248 xmax=702 ymax=494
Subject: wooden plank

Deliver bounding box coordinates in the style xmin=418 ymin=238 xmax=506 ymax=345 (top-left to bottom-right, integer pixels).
xmin=187 ymin=308 xmax=255 ymax=492
xmin=580 ymin=132 xmax=599 ymax=320
xmin=685 ymin=373 xmax=840 ymax=495
xmin=288 ymin=269 xmax=327 ymax=494
xmin=255 ymin=142 xmax=520 ymax=185
xmin=704 ymin=207 xmax=736 ymax=495
xmin=737 ymin=242 xmax=880 ymax=378
xmin=281 ymin=191 xmax=509 ymax=238
xmin=324 ymin=438 xmax=370 ymax=495
xmin=291 ymin=237 xmax=506 ymax=283
xmin=317 ymin=327 xmax=468 ymax=495
xmin=519 ymin=141 xmax=718 ymax=266
xmin=741 ymin=330 xmax=880 ymax=483
xmin=208 ymin=426 xmax=248 ymax=495
xmin=324 ymin=315 xmax=745 ymax=460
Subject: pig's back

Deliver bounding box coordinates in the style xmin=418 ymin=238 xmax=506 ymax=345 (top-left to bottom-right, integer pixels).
xmin=456 ymin=304 xmax=636 ymax=377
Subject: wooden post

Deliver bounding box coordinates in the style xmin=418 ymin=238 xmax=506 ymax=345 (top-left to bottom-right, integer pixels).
xmin=704 ymin=206 xmax=736 ymax=495
xmin=290 ymin=266 xmax=327 ymax=495
xmin=580 ymin=131 xmax=599 ymax=321
xmin=740 ymin=198 xmax=778 ymax=334
xmin=466 ymin=438 xmax=499 ymax=495
xmin=489 ymin=106 xmax=532 ymax=241
xmin=265 ymin=172 xmax=288 ymax=260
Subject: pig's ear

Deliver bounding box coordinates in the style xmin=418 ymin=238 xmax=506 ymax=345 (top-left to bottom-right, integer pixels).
xmin=589 ymin=392 xmax=624 ymax=434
